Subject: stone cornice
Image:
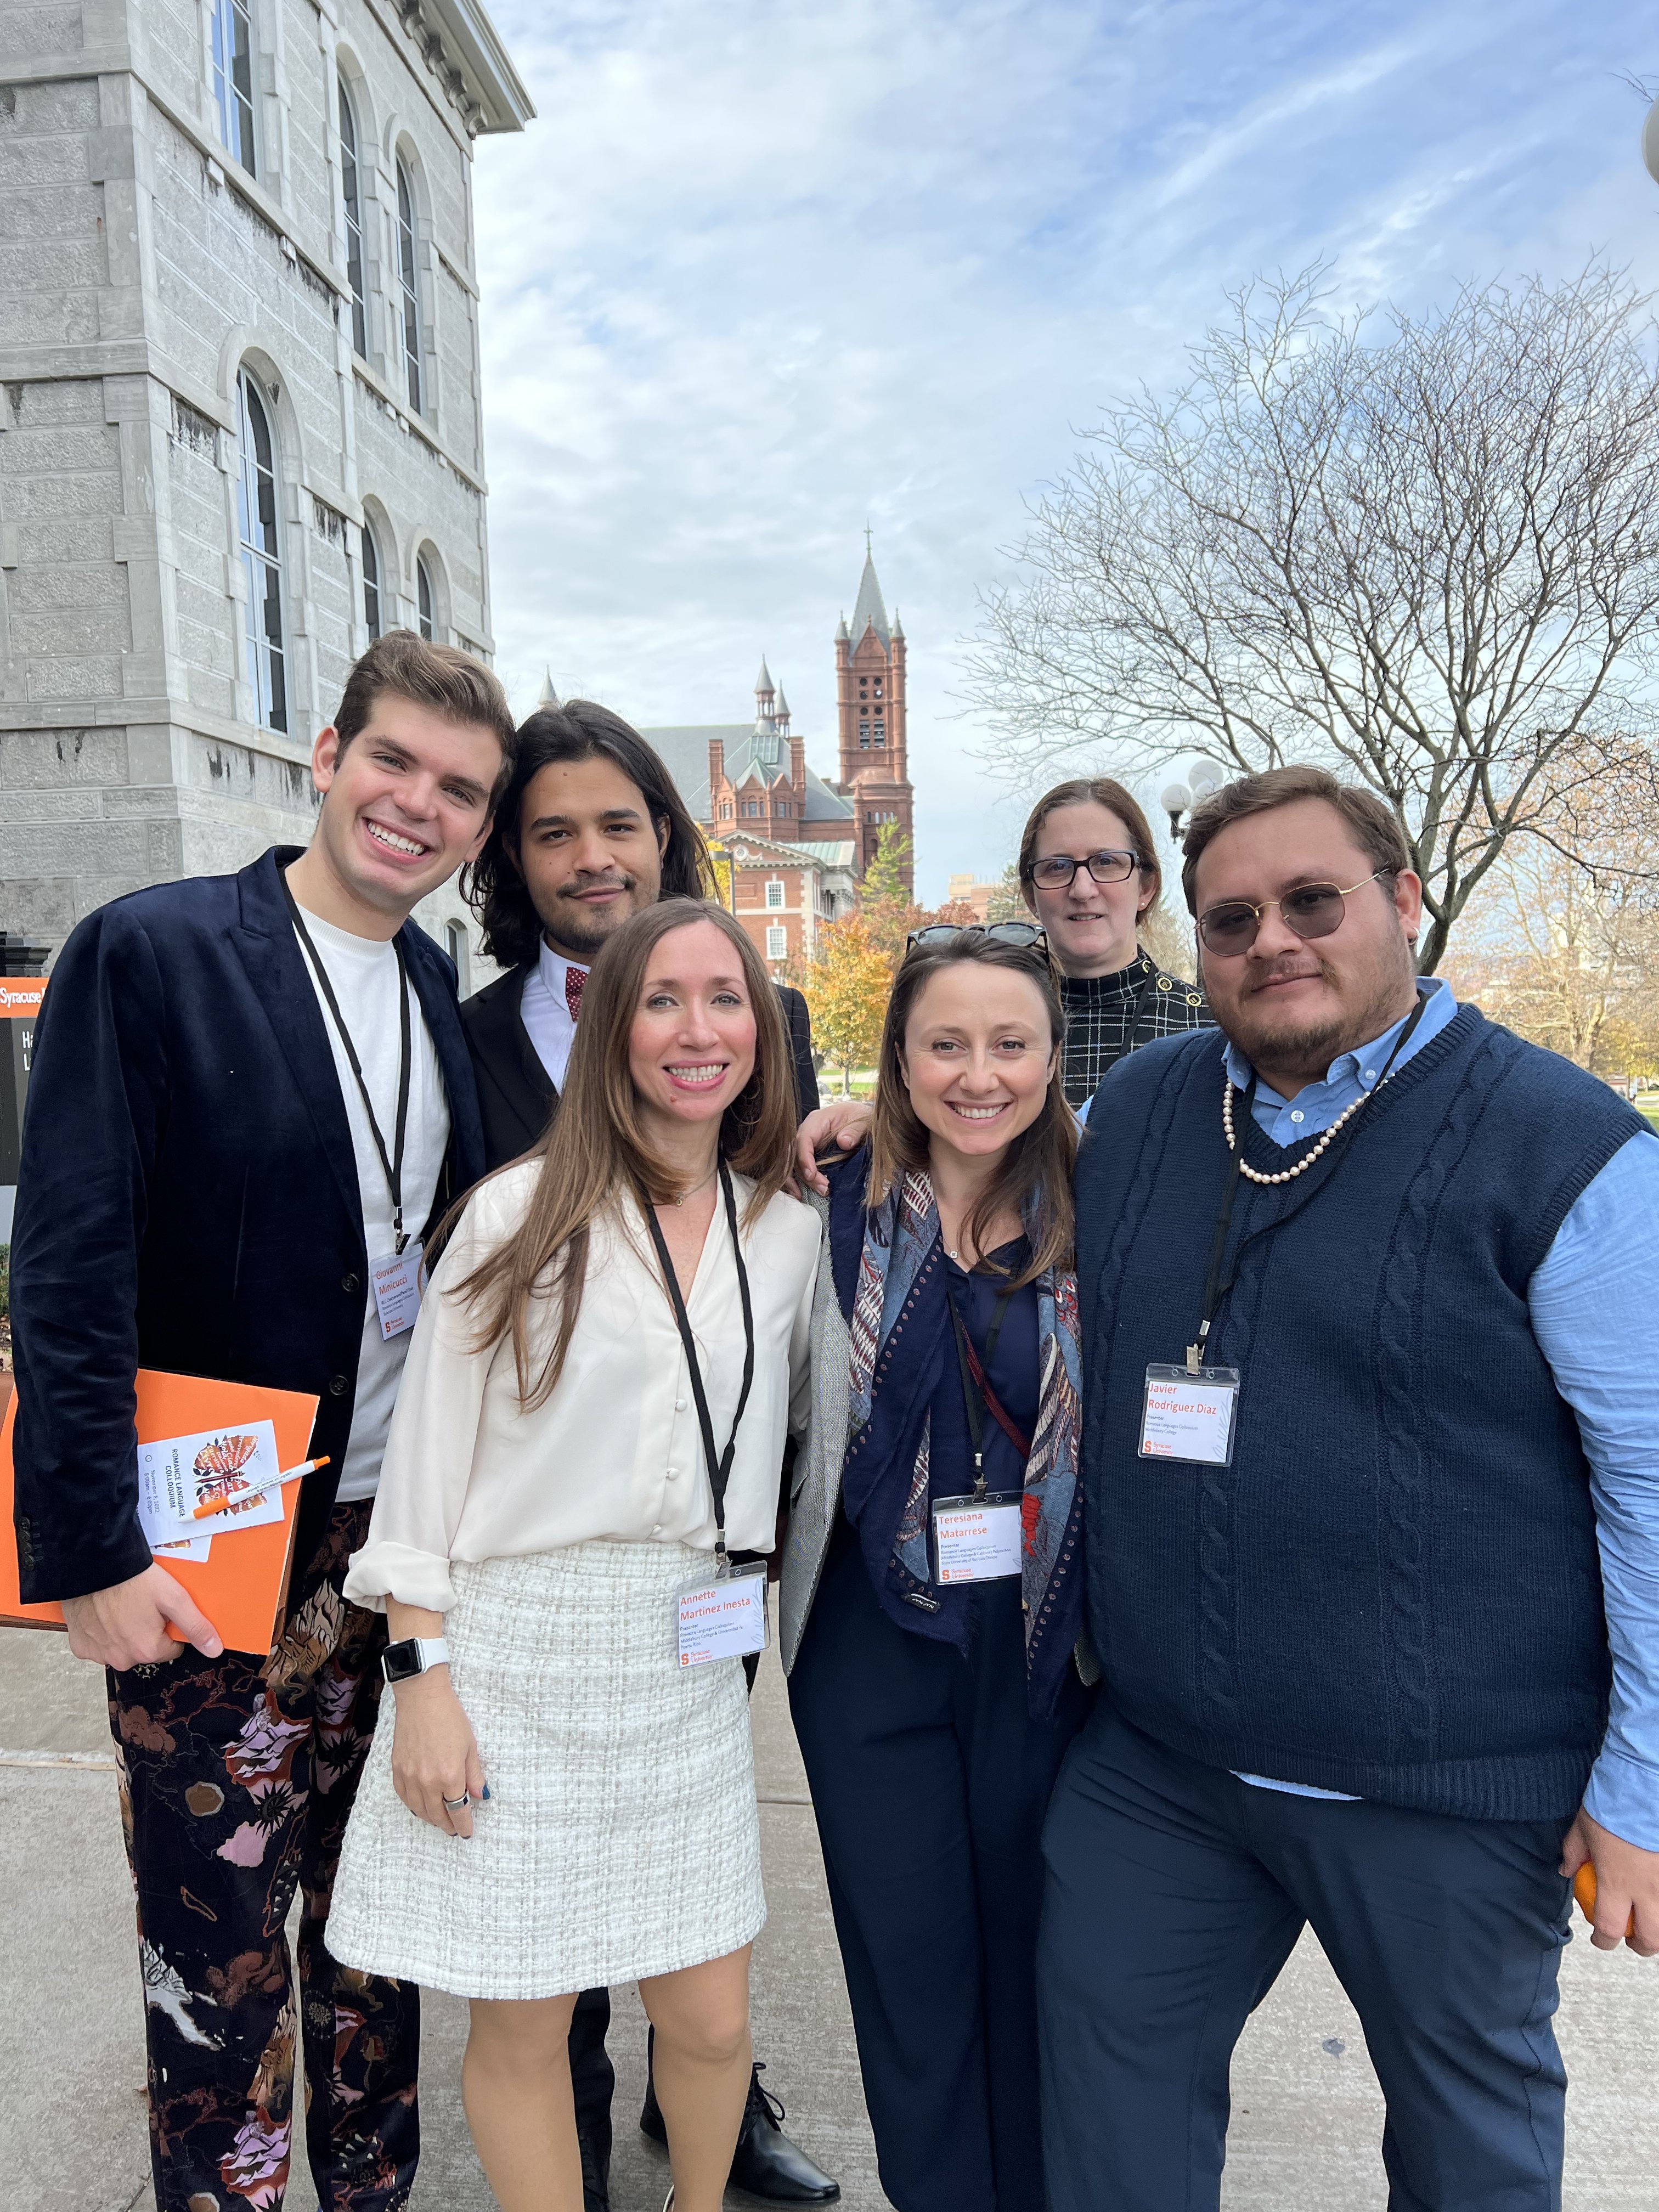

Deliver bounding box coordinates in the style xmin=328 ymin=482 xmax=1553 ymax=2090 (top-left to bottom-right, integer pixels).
xmin=360 ymin=0 xmax=535 ymax=139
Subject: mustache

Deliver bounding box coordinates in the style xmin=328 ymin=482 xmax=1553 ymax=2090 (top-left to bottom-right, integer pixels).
xmin=1244 ymin=953 xmax=1336 ymax=994
xmin=554 ymin=872 xmax=636 ymax=897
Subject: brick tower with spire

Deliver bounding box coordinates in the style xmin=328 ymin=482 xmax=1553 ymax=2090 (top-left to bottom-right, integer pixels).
xmin=834 ymin=538 xmax=914 ymax=888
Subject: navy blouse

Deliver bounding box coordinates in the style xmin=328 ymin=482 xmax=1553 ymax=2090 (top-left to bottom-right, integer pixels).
xmin=935 ymin=1237 xmax=1040 ymax=1505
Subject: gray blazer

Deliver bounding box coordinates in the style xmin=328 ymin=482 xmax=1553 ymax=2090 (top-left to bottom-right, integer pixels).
xmin=778 ymin=1189 xmax=853 ymax=1673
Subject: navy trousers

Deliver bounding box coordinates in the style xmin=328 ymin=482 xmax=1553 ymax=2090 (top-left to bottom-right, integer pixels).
xmin=1039 ymin=1706 xmax=1576 ymax=2212
xmin=789 ymin=1516 xmax=1092 ymax=2212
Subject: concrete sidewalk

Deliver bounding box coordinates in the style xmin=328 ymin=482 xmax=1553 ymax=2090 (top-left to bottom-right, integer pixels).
xmin=2 ymin=1623 xmax=1655 ymax=2210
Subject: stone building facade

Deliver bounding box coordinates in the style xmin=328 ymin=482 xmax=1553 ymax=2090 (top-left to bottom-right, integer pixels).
xmin=0 ymin=0 xmax=532 ymax=979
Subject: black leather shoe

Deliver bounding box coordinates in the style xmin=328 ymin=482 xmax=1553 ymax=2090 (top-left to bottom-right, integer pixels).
xmin=727 ymin=2064 xmax=841 ymax=2204
xmin=641 ymin=2059 xmax=840 ymax=2202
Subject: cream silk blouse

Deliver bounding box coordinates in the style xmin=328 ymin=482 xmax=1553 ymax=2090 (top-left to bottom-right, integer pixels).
xmin=342 ymin=1160 xmax=824 ymax=1615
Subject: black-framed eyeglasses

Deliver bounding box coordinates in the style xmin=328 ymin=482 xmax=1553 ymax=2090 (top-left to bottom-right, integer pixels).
xmin=905 ymin=921 xmax=1049 ymax=956
xmin=1196 ymin=870 xmax=1391 ymax=957
xmin=1026 ymin=848 xmax=1141 ymax=891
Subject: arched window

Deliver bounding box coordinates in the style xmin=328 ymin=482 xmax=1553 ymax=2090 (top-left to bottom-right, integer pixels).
xmin=211 ymin=0 xmax=256 ymax=173
xmin=396 ymin=155 xmax=423 ymax=414
xmin=236 ymin=371 xmax=286 ymax=732
xmin=361 ymin=523 xmax=381 ymax=640
xmin=338 ymin=80 xmax=367 ymax=358
xmin=416 ymin=551 xmax=435 ymax=641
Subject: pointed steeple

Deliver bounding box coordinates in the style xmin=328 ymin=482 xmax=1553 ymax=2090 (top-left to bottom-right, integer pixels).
xmin=836 ymin=612 xmax=850 ymax=642
xmin=538 ymin=668 xmax=560 ymax=708
xmin=891 ymin=608 xmax=904 ymax=640
xmin=755 ymin=656 xmax=775 ymax=702
xmin=850 ymin=548 xmax=890 ymax=650
xmin=775 ymin=685 xmax=791 ymax=733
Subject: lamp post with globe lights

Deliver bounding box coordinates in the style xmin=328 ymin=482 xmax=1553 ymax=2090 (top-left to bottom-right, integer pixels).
xmin=1160 ymin=763 xmax=1223 ymax=839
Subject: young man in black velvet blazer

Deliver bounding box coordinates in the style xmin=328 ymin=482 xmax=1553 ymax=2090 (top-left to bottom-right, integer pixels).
xmin=458 ymin=701 xmax=837 ymax=2212
xmin=10 ymin=633 xmax=515 ymax=2211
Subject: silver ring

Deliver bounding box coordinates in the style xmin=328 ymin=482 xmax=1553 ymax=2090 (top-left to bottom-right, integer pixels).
xmin=442 ymin=1792 xmax=470 ymax=1811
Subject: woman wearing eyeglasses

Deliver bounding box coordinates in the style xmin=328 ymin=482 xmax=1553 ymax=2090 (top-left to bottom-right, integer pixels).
xmin=1015 ymin=776 xmax=1210 ymax=1111
xmin=778 ymin=930 xmax=1094 ymax=2212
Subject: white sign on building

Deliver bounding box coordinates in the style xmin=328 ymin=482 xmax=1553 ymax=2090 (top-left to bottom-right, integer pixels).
xmin=0 ymin=0 xmax=532 ymax=977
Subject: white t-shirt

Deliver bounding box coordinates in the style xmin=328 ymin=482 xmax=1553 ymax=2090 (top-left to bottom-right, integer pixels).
xmin=518 ymin=939 xmax=589 ymax=1092
xmin=292 ymin=907 xmax=450 ymax=1502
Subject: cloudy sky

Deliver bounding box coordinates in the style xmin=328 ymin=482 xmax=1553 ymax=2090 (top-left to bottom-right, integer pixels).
xmin=470 ymin=0 xmax=1659 ymax=902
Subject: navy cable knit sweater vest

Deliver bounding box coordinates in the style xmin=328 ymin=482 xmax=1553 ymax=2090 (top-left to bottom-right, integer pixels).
xmin=1075 ymin=1005 xmax=1650 ymax=1822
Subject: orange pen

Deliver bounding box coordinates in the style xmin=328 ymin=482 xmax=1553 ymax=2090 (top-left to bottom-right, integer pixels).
xmin=1572 ymin=1862 xmax=1637 ymax=1939
xmin=192 ymin=1455 xmax=330 ymax=1520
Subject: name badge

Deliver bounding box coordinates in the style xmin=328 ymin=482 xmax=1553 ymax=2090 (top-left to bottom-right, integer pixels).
xmin=370 ymin=1245 xmax=425 ymax=1342
xmin=676 ymin=1561 xmax=769 ymax=1668
xmin=1139 ymin=1364 xmax=1240 ymax=1466
xmin=932 ymin=1492 xmax=1023 ymax=1583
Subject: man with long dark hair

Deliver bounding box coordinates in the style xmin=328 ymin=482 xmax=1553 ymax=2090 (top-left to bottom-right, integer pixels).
xmin=460 ymin=700 xmax=817 ymax=1161
xmin=458 ymin=699 xmax=836 ymax=2212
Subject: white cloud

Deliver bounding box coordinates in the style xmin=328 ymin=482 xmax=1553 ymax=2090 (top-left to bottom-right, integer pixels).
xmin=472 ymin=0 xmax=1659 ymax=900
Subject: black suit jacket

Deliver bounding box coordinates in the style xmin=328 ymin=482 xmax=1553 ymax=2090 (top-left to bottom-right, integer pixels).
xmin=461 ymin=962 xmax=821 ymax=1173
xmin=9 ymin=847 xmax=484 ymax=1603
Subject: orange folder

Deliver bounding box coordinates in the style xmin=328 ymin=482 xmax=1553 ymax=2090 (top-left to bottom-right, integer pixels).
xmin=1 ymin=1370 xmax=320 ymax=1657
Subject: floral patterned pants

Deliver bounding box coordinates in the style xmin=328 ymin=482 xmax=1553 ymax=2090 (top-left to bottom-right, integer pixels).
xmin=109 ymin=1501 xmax=420 ymax=2211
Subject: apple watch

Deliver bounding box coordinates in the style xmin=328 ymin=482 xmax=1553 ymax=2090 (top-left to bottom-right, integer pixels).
xmin=381 ymin=1635 xmax=449 ymax=1685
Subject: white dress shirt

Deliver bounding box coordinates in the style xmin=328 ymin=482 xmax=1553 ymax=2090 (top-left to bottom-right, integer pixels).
xmin=518 ymin=939 xmax=589 ymax=1092
xmin=343 ymin=1160 xmax=823 ymax=1614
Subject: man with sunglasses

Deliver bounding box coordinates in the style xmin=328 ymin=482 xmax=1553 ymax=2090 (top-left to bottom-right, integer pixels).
xmin=1042 ymin=763 xmax=1659 ymax=2211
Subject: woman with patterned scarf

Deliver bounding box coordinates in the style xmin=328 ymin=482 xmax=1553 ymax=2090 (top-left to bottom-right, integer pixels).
xmin=778 ymin=930 xmax=1095 ymax=2212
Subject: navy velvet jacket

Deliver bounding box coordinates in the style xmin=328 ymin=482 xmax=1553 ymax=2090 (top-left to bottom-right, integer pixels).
xmin=9 ymin=847 xmax=484 ymax=1605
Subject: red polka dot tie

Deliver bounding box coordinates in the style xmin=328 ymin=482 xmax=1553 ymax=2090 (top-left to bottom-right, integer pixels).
xmin=565 ymin=964 xmax=586 ymax=1023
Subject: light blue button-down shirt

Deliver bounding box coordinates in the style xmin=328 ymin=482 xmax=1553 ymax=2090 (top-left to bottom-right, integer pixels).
xmin=1226 ymin=978 xmax=1659 ymax=1847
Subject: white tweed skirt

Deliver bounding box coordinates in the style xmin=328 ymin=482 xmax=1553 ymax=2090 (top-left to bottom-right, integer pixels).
xmin=329 ymin=1540 xmax=765 ymax=2000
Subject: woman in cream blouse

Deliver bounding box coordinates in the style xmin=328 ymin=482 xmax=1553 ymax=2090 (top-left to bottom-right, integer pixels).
xmin=330 ymin=899 xmax=821 ymax=2212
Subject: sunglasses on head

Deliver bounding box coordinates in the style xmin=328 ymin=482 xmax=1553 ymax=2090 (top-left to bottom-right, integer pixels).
xmin=1196 ymin=870 xmax=1392 ymax=957
xmin=905 ymin=922 xmax=1049 ymax=957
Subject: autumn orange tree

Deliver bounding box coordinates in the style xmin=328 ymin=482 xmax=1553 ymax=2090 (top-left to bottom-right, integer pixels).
xmin=796 ymin=914 xmax=894 ymax=1096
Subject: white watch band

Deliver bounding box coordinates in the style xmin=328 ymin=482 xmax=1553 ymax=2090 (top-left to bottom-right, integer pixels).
xmin=414 ymin=1636 xmax=450 ymax=1672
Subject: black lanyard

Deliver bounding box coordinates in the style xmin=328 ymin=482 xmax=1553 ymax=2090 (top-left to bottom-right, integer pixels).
xmin=283 ymin=874 xmax=414 ymax=1254
xmin=1187 ymin=992 xmax=1430 ymax=1373
xmin=640 ymin=1161 xmax=756 ymax=1571
xmin=947 ymin=1284 xmax=1018 ymax=1497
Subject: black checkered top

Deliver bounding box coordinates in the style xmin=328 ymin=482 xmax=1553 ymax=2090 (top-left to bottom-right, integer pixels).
xmin=1060 ymin=951 xmax=1211 ymax=1107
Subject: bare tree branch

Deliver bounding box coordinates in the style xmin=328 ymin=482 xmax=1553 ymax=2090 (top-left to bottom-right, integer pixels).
xmin=964 ymin=265 xmax=1659 ymax=969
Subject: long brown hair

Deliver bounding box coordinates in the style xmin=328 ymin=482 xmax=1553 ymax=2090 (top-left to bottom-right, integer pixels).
xmin=866 ymin=933 xmax=1076 ymax=1287
xmin=453 ymin=899 xmax=800 ymax=1407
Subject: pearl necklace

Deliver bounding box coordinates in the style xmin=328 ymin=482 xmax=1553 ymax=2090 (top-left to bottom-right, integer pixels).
xmin=1222 ymin=1070 xmax=1373 ymax=1185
